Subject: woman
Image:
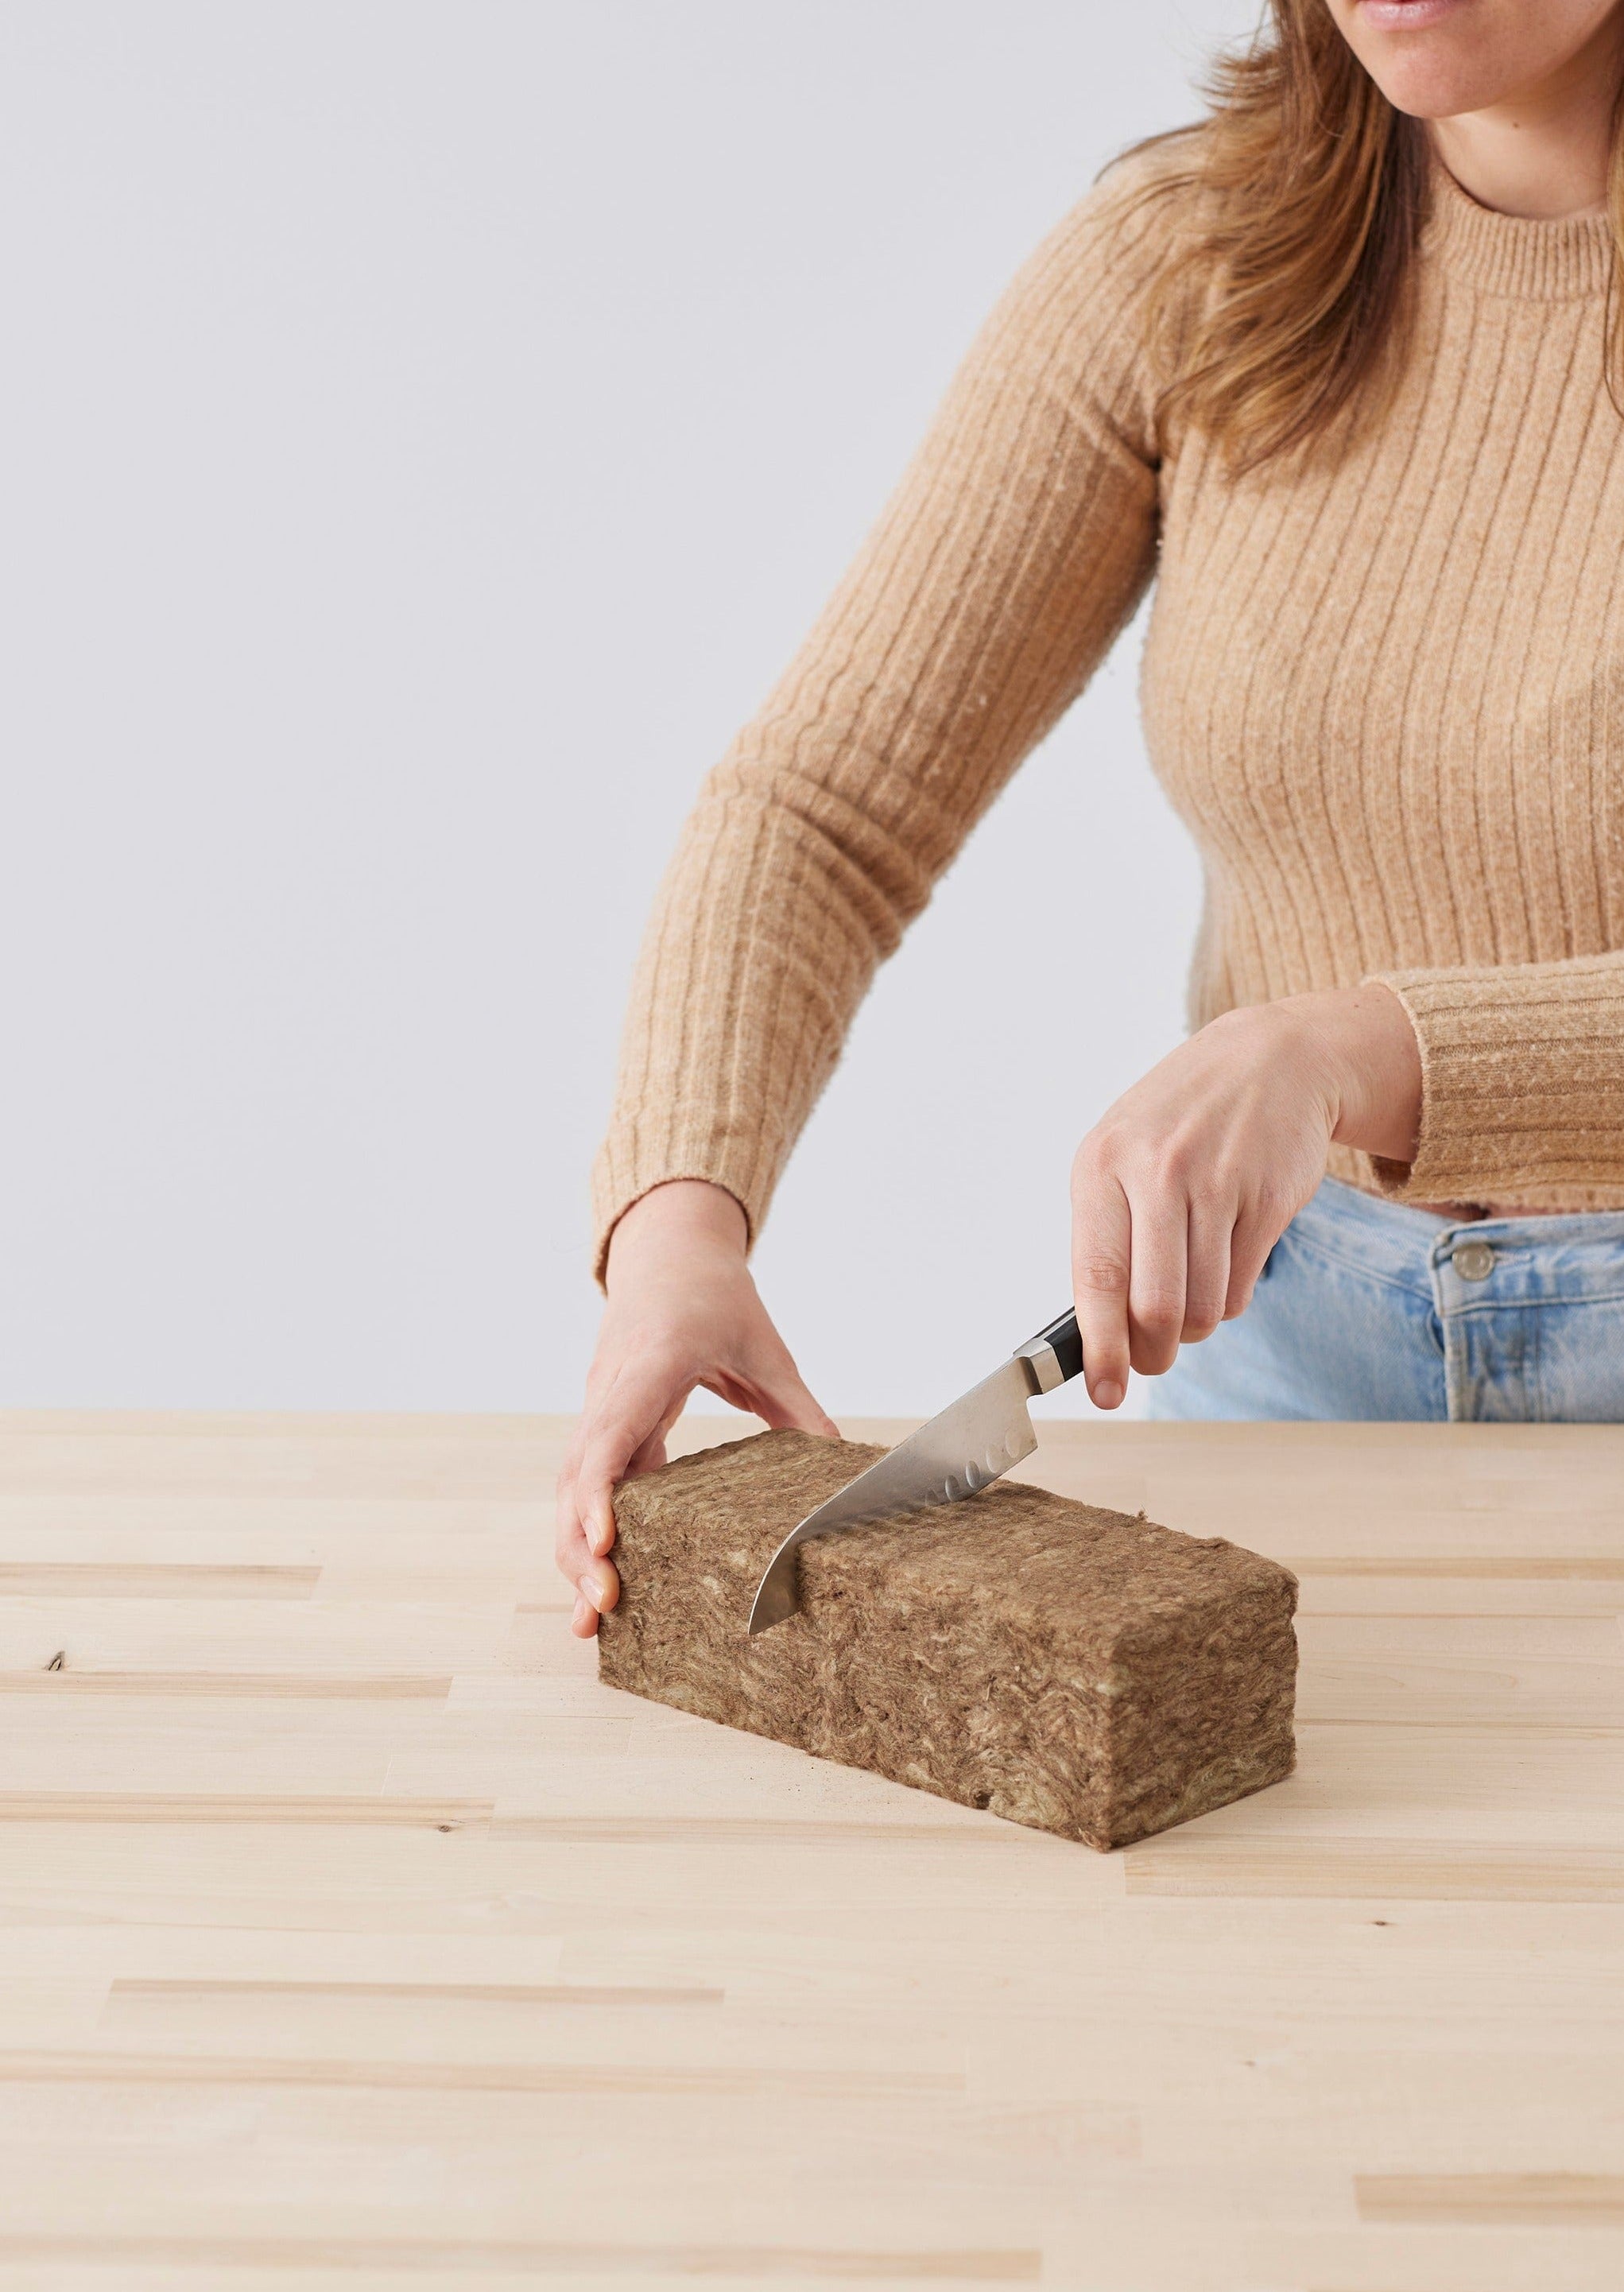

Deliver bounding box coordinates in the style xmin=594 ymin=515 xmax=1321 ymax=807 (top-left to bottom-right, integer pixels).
xmin=560 ymin=0 xmax=1624 ymax=1635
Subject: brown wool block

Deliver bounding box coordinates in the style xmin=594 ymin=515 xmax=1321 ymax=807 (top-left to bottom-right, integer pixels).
xmin=599 ymin=1429 xmax=1297 ymax=1851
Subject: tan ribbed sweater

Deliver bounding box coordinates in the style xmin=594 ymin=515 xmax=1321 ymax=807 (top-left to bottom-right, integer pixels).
xmin=593 ymin=149 xmax=1624 ymax=1276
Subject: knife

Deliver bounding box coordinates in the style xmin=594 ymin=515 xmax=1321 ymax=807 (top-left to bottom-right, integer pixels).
xmin=746 ymin=1306 xmax=1085 ymax=1635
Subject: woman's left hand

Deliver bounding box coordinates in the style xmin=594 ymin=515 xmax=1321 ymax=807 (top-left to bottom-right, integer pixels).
xmin=1071 ymin=984 xmax=1423 ymax=1410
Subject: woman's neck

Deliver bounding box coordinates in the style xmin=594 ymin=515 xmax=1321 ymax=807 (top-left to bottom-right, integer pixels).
xmin=1428 ymin=19 xmax=1623 ymax=220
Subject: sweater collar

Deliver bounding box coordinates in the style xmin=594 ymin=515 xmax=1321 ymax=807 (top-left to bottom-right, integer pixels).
xmin=1424 ymin=154 xmax=1615 ymax=301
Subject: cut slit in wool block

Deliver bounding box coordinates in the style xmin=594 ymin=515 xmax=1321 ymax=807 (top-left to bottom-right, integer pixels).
xmin=599 ymin=1429 xmax=1297 ymax=1851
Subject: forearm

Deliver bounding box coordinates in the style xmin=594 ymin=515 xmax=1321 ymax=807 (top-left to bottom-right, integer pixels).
xmin=589 ymin=165 xmax=1183 ymax=1282
xmin=590 ymin=779 xmax=898 ymax=1278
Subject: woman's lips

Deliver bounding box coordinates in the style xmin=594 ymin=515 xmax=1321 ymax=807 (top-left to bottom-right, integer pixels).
xmin=1356 ymin=0 xmax=1471 ymax=27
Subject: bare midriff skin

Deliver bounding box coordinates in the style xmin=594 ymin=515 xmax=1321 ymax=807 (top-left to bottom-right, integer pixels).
xmin=1417 ymin=1200 xmax=1564 ymax=1221
xmin=557 ymin=0 xmax=1624 ymax=1635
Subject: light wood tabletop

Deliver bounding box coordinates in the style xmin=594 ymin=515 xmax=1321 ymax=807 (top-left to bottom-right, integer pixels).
xmin=0 ymin=1410 xmax=1619 ymax=2290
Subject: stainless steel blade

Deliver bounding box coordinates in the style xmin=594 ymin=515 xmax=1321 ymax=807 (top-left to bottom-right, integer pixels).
xmin=746 ymin=1355 xmax=1041 ymax=1636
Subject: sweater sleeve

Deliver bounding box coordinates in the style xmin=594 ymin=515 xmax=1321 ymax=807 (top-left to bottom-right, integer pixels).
xmin=591 ymin=159 xmax=1176 ymax=1276
xmin=1366 ymin=952 xmax=1624 ymax=1205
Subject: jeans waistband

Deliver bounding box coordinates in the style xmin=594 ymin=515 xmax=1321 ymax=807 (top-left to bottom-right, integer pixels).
xmin=1292 ymin=1178 xmax=1624 ymax=1307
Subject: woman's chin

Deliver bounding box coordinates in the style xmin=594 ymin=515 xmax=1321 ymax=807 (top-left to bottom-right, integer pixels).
xmin=1336 ymin=0 xmax=1528 ymax=121
xmin=1353 ymin=60 xmax=1512 ymax=126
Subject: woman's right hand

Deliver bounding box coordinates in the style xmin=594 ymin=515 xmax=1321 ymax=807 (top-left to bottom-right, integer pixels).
xmin=555 ymin=1179 xmax=839 ymax=1638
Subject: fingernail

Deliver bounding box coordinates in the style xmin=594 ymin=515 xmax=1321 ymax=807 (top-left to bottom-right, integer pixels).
xmin=571 ymin=1596 xmax=589 ymax=1631
xmin=1093 ymin=1379 xmax=1123 ymax=1410
xmin=578 ymin=1574 xmax=602 ymax=1612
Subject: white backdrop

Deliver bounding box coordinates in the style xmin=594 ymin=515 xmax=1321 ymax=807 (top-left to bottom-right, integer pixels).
xmin=0 ymin=1 xmax=1259 ymax=1414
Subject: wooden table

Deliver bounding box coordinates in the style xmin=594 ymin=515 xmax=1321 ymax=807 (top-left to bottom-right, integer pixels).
xmin=0 ymin=1412 xmax=1620 ymax=2290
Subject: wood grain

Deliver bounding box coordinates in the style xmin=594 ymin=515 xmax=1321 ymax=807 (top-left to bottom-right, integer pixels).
xmin=1356 ymin=2174 xmax=1624 ymax=2225
xmin=1125 ymin=1836 xmax=1624 ymax=1900
xmin=0 ymin=1409 xmax=1618 ymax=2290
xmin=486 ymin=1817 xmax=1039 ymax=1848
xmin=0 ymin=1792 xmax=490 ymax=1826
xmin=107 ymin=1979 xmax=725 ymax=2007
xmin=0 ymin=1563 xmax=321 ymax=1597
xmin=0 ymin=1671 xmax=451 ymax=1698
xmin=0 ymin=2052 xmax=962 ymax=2098
xmin=0 ymin=2238 xmax=1041 ymax=2280
xmin=1283 ymin=1554 xmax=1624 ymax=1579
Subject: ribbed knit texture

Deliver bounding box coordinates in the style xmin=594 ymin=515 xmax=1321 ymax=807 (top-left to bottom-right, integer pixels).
xmin=594 ymin=150 xmax=1624 ymax=1274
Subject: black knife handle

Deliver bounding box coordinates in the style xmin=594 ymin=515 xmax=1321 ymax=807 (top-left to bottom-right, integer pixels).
xmin=1016 ymin=1307 xmax=1083 ymax=1389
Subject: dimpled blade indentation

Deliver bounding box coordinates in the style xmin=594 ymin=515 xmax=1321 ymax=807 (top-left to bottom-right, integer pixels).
xmin=946 ymin=1432 xmax=1025 ymax=1504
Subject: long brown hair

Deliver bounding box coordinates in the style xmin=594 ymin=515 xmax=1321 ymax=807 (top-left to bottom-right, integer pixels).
xmin=1133 ymin=0 xmax=1624 ymax=473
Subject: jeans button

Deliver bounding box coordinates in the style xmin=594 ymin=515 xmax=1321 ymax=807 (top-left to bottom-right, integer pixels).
xmin=1452 ymin=1240 xmax=1496 ymax=1282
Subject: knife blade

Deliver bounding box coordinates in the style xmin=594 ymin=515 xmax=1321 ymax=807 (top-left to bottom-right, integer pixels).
xmin=746 ymin=1306 xmax=1085 ymax=1635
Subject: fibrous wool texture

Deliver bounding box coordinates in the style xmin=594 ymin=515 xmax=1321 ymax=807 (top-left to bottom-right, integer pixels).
xmin=599 ymin=1429 xmax=1298 ymax=1852
xmin=594 ymin=149 xmax=1624 ymax=1275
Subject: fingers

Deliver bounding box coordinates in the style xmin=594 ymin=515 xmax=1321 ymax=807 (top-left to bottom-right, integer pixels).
xmin=552 ymin=1431 xmax=596 ymax=1635
xmin=574 ymin=1365 xmax=686 ymax=1554
xmin=556 ymin=1363 xmax=684 ymax=1639
xmin=693 ymin=1324 xmax=839 ymax=1442
xmin=624 ymin=1426 xmax=671 ymax=1479
xmin=1072 ymin=1165 xmax=1132 ymax=1410
xmin=553 ymin=1481 xmax=618 ymax=1640
xmin=1125 ymin=1183 xmax=1188 ymax=1379
xmin=1223 ymin=1204 xmax=1278 ymax=1321
xmin=557 ymin=1238 xmax=835 ymax=1646
xmin=1074 ymin=1142 xmax=1241 ymax=1398
xmin=742 ymin=1356 xmax=840 ymax=1442
xmin=1066 ymin=1002 xmax=1335 ymax=1391
xmin=555 ymin=1505 xmax=612 ymax=1639
xmin=1181 ymin=1191 xmax=1233 ymax=1344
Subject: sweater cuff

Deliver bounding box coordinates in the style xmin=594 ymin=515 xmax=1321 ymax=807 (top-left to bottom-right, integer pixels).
xmin=1362 ymin=956 xmax=1624 ymax=1204
xmin=590 ymin=1108 xmax=788 ymax=1287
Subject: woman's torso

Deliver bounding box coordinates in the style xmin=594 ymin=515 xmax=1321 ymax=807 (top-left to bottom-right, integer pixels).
xmin=1140 ymin=170 xmax=1623 ymax=1211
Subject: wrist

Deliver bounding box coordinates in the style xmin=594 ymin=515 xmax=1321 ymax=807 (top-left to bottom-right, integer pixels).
xmin=605 ymin=1180 xmax=749 ymax=1289
xmin=1283 ymin=985 xmax=1422 ymax=1162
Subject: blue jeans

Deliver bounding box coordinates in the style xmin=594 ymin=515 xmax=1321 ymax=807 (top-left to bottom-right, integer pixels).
xmin=1149 ymin=1177 xmax=1624 ymax=1422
